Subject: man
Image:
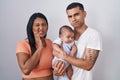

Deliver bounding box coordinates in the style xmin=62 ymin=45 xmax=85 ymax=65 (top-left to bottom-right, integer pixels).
xmin=53 ymin=2 xmax=102 ymax=80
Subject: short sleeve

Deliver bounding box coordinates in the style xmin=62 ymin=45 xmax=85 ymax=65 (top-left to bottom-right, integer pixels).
xmin=87 ymin=31 xmax=102 ymax=51
xmin=16 ymin=40 xmax=30 ymax=54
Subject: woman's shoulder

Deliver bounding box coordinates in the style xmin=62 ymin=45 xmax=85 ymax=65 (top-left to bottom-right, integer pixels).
xmin=17 ymin=39 xmax=29 ymax=46
xmin=16 ymin=39 xmax=30 ymax=54
xmin=18 ymin=38 xmax=28 ymax=43
xmin=45 ymin=38 xmax=52 ymax=43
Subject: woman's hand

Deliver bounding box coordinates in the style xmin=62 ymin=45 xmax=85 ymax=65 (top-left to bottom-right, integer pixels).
xmin=34 ymin=32 xmax=42 ymax=47
xmin=34 ymin=32 xmax=46 ymax=48
xmin=53 ymin=61 xmax=67 ymax=76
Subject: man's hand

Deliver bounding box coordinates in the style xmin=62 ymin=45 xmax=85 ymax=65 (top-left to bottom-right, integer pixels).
xmin=53 ymin=50 xmax=66 ymax=60
xmin=53 ymin=61 xmax=66 ymax=76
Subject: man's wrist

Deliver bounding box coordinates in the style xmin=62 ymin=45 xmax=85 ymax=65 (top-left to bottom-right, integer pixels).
xmin=63 ymin=52 xmax=68 ymax=60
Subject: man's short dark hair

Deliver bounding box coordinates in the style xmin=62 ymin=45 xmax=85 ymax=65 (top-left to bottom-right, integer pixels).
xmin=66 ymin=2 xmax=84 ymax=11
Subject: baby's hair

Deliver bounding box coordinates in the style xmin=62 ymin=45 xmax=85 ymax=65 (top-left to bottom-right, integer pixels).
xmin=59 ymin=25 xmax=74 ymax=36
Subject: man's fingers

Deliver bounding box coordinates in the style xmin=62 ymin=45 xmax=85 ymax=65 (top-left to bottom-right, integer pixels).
xmin=57 ymin=61 xmax=64 ymax=73
xmin=53 ymin=61 xmax=59 ymax=68
xmin=53 ymin=61 xmax=66 ymax=76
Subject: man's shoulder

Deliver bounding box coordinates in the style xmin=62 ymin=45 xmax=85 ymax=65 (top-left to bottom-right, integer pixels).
xmin=87 ymin=27 xmax=100 ymax=35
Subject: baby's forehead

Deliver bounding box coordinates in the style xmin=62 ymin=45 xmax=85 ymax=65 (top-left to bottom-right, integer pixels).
xmin=62 ymin=30 xmax=74 ymax=36
xmin=61 ymin=27 xmax=74 ymax=33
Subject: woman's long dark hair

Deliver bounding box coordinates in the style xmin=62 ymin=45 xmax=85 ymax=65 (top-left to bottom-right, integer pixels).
xmin=26 ymin=13 xmax=48 ymax=54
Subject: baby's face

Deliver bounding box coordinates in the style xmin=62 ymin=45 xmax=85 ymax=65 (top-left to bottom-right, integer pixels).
xmin=61 ymin=31 xmax=74 ymax=43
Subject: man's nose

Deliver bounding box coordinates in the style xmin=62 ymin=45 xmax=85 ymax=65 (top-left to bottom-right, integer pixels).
xmin=72 ymin=16 xmax=76 ymax=21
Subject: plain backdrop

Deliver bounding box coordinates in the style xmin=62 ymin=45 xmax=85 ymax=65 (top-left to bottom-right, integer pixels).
xmin=0 ymin=0 xmax=120 ymax=80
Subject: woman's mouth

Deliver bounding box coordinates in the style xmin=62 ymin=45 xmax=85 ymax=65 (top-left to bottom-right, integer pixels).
xmin=38 ymin=30 xmax=44 ymax=35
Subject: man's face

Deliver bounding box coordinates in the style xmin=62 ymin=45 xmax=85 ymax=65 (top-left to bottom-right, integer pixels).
xmin=66 ymin=7 xmax=86 ymax=28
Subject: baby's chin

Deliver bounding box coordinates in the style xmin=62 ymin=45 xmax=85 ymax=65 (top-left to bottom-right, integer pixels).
xmin=64 ymin=41 xmax=72 ymax=43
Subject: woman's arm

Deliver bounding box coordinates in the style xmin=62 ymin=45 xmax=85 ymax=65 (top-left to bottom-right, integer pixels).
xmin=16 ymin=32 xmax=44 ymax=75
xmin=16 ymin=47 xmax=42 ymax=75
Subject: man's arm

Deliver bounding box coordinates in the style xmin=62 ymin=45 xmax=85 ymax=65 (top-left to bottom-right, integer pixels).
xmin=54 ymin=48 xmax=99 ymax=71
xmin=66 ymin=48 xmax=99 ymax=70
xmin=53 ymin=43 xmax=65 ymax=54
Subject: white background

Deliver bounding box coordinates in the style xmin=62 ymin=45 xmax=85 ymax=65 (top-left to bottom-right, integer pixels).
xmin=0 ymin=0 xmax=120 ymax=80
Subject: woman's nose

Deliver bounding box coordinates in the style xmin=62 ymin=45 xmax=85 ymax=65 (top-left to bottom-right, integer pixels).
xmin=38 ymin=26 xmax=43 ymax=30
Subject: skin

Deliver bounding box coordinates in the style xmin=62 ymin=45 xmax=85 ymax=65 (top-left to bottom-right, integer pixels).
xmin=60 ymin=30 xmax=74 ymax=43
xmin=16 ymin=18 xmax=53 ymax=80
xmin=53 ymin=60 xmax=67 ymax=76
xmin=53 ymin=6 xmax=99 ymax=74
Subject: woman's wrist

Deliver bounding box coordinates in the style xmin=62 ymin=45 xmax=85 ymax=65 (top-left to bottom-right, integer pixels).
xmin=36 ymin=47 xmax=43 ymax=54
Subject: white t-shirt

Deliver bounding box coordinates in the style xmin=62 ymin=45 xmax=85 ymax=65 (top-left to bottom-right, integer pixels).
xmin=72 ymin=28 xmax=102 ymax=80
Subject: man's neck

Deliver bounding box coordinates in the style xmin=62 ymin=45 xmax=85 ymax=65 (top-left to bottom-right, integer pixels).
xmin=74 ymin=24 xmax=87 ymax=40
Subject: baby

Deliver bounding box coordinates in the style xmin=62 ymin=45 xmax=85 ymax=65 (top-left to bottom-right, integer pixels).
xmin=52 ymin=25 xmax=77 ymax=80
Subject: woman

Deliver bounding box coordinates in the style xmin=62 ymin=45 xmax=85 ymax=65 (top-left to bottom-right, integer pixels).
xmin=16 ymin=13 xmax=54 ymax=80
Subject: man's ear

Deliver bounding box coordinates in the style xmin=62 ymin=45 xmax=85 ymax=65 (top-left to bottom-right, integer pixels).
xmin=83 ymin=11 xmax=87 ymax=18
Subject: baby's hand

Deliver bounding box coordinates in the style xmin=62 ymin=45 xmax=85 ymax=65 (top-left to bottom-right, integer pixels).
xmin=67 ymin=65 xmax=73 ymax=80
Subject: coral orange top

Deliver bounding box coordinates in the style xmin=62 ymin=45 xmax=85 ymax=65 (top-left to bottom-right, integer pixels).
xmin=16 ymin=38 xmax=53 ymax=78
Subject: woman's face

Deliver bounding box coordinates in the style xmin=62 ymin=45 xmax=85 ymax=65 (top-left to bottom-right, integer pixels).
xmin=33 ymin=17 xmax=48 ymax=38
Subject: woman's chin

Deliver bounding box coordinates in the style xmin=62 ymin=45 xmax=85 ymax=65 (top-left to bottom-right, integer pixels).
xmin=39 ymin=35 xmax=45 ymax=38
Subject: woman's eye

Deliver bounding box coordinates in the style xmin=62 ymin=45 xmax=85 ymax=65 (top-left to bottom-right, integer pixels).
xmin=34 ymin=23 xmax=40 ymax=27
xmin=42 ymin=23 xmax=47 ymax=27
xmin=36 ymin=24 xmax=40 ymax=26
